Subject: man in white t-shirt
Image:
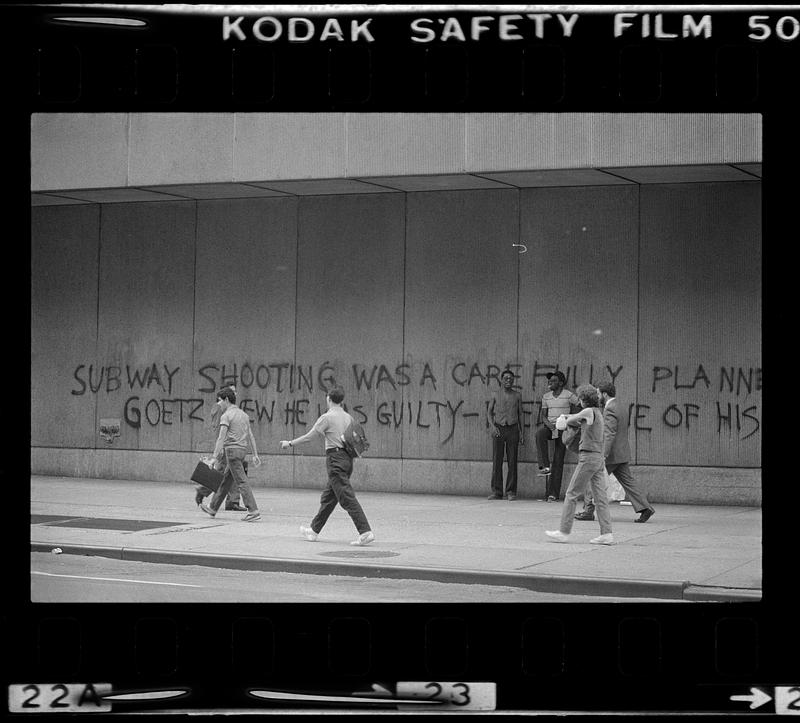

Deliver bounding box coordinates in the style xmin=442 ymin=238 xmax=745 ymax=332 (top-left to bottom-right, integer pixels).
xmin=200 ymin=388 xmax=262 ymax=522
xmin=536 ymin=371 xmax=580 ymax=502
xmin=280 ymin=386 xmax=374 ymax=546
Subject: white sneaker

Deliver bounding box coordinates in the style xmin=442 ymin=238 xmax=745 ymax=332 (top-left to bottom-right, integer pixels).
xmin=350 ymin=530 xmax=375 ymax=546
xmin=300 ymin=525 xmax=318 ymax=541
xmin=545 ymin=530 xmax=570 ymax=543
xmin=590 ymin=533 xmax=615 ymax=545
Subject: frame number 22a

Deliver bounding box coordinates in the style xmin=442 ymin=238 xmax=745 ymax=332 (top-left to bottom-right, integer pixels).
xmin=8 ymin=684 xmax=112 ymax=713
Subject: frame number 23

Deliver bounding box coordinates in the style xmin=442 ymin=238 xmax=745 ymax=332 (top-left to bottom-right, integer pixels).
xmin=396 ymin=681 xmax=496 ymax=710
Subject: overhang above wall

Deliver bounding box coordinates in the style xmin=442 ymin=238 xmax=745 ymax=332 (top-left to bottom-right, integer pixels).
xmin=355 ymin=174 xmax=513 ymax=192
xmin=30 ymin=193 xmax=93 ymax=206
xmin=38 ymin=188 xmax=189 ymax=204
xmin=476 ymin=169 xmax=635 ymax=187
xmin=598 ymin=164 xmax=760 ymax=184
xmin=138 ymin=182 xmax=291 ymax=199
xmin=248 ymin=178 xmax=400 ymax=195
xmin=30 ymin=163 xmax=761 ymax=206
xmin=731 ymin=163 xmax=762 ymax=178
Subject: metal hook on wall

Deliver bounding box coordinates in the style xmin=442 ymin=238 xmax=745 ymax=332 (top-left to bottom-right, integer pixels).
xmin=512 ymin=243 xmax=527 ymax=254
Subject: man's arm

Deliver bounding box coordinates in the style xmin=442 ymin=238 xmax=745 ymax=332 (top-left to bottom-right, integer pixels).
xmin=280 ymin=417 xmax=324 ymax=450
xmin=212 ymin=424 xmax=227 ymax=461
xmin=517 ymin=393 xmax=525 ymax=444
xmin=248 ymin=426 xmax=262 ymax=466
xmin=489 ymin=398 xmax=500 ymax=436
xmin=603 ymin=404 xmax=619 ymax=458
xmin=541 ymin=396 xmax=554 ymax=430
xmin=565 ymin=408 xmax=593 ymax=426
xmin=568 ymin=391 xmax=581 ymax=414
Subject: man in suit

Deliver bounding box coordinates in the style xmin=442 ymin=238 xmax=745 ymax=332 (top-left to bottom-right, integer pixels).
xmin=575 ymin=381 xmax=655 ymax=523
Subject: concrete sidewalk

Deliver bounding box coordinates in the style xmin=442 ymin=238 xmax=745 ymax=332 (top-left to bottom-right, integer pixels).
xmin=30 ymin=476 xmax=762 ymax=601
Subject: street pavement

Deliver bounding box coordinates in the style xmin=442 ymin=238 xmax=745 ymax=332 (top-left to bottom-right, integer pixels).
xmin=30 ymin=475 xmax=762 ymax=601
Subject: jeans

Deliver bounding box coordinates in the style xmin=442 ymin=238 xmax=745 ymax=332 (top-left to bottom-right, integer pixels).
xmin=535 ymin=425 xmax=567 ymax=498
xmin=310 ymin=448 xmax=370 ymax=535
xmin=559 ymin=450 xmax=612 ymax=535
xmin=490 ymin=423 xmax=519 ymax=495
xmin=209 ymin=447 xmax=257 ymax=513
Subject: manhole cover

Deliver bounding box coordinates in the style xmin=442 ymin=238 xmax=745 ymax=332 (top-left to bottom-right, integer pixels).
xmin=317 ymin=550 xmax=401 ymax=559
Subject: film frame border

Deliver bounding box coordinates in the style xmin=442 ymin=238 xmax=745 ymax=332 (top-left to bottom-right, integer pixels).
xmin=9 ymin=2 xmax=792 ymax=716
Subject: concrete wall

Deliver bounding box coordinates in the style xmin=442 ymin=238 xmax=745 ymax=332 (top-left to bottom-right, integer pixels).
xmin=30 ymin=113 xmax=761 ymax=191
xmin=31 ymin=179 xmax=761 ymax=505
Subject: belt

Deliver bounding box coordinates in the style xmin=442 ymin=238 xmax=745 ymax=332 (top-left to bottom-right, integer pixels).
xmin=326 ymin=447 xmax=346 ymax=455
xmin=496 ymin=422 xmax=518 ymax=427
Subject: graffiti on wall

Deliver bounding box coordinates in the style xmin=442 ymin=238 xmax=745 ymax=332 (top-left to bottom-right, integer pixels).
xmin=69 ymin=359 xmax=761 ymax=445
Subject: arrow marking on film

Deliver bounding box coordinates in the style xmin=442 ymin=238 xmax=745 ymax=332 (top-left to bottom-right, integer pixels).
xmin=730 ymin=687 xmax=772 ymax=710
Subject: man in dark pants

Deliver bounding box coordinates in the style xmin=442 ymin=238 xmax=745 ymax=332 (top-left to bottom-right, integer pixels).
xmin=536 ymin=371 xmax=579 ymax=502
xmin=575 ymin=381 xmax=655 ymax=523
xmin=488 ymin=369 xmax=524 ymax=500
xmin=280 ymin=386 xmax=374 ymax=546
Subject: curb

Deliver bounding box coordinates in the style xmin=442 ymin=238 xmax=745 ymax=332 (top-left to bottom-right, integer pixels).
xmin=29 ymin=541 xmax=761 ymax=601
xmin=682 ymin=585 xmax=762 ymax=602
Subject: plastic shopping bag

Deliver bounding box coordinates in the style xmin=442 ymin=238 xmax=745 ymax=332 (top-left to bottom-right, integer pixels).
xmin=606 ymin=471 xmax=626 ymax=502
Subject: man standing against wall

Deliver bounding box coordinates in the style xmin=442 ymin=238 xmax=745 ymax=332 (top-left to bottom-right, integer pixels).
xmin=194 ymin=382 xmax=247 ymax=511
xmin=536 ymin=371 xmax=580 ymax=502
xmin=200 ymin=388 xmax=262 ymax=521
xmin=488 ymin=369 xmax=524 ymax=500
xmin=575 ymin=381 xmax=655 ymax=523
xmin=279 ymin=386 xmax=375 ymax=546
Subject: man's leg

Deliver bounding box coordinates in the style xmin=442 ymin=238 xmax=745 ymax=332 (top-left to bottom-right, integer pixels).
xmin=489 ymin=433 xmax=505 ymax=497
xmin=310 ymin=455 xmax=344 ymax=533
xmin=327 ymin=450 xmax=371 ymax=535
xmin=607 ymin=462 xmax=653 ymax=514
xmin=574 ymin=483 xmax=595 ymax=519
xmin=557 ymin=456 xmax=595 ymax=535
xmin=207 ymin=466 xmax=235 ymax=513
xmin=309 ymin=484 xmax=338 ymax=534
xmin=227 ymin=450 xmax=257 ymax=514
xmin=225 ymin=459 xmax=247 ymax=509
xmin=195 ymin=484 xmax=212 ymax=505
xmin=547 ymin=434 xmax=567 ymax=499
xmin=535 ymin=425 xmax=551 ymax=471
xmin=588 ymin=465 xmax=613 ymax=535
xmin=504 ymin=424 xmax=519 ymax=496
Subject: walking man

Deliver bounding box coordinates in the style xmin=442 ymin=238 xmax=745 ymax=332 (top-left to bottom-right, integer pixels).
xmin=536 ymin=371 xmax=579 ymax=502
xmin=194 ymin=382 xmax=247 ymax=511
xmin=280 ymin=386 xmax=375 ymax=546
xmin=488 ymin=369 xmax=524 ymax=500
xmin=545 ymin=384 xmax=614 ymax=545
xmin=575 ymin=381 xmax=655 ymax=523
xmin=200 ymin=388 xmax=262 ymax=522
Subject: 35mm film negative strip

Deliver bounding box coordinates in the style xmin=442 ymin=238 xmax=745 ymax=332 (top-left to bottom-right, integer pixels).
xmin=8 ymin=1 xmax=796 ymax=718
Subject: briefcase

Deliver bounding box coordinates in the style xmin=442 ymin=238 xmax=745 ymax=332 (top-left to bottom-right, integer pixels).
xmin=190 ymin=460 xmax=224 ymax=491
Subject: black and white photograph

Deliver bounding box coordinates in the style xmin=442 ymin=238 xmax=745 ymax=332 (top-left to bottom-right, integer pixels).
xmin=30 ymin=109 xmax=762 ymax=604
